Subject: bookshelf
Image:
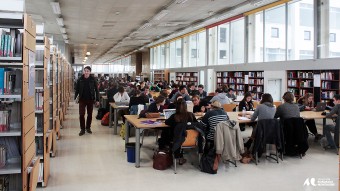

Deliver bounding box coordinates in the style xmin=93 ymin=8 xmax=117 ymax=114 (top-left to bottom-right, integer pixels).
xmin=216 ymin=71 xmax=264 ymax=96
xmin=287 ymin=70 xmax=340 ymax=105
xmin=175 ymin=72 xmax=198 ymax=86
xmin=34 ymin=37 xmax=52 ymax=187
xmin=50 ymin=46 xmax=57 ymax=157
xmin=0 ymin=13 xmax=40 ymax=191
xmin=153 ymin=70 xmax=169 ymax=82
xmin=55 ymin=52 xmax=61 ymax=140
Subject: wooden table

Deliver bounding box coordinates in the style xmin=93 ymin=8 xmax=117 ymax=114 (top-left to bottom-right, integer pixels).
xmin=109 ymin=103 xmax=129 ymax=134
xmin=124 ymin=115 xmax=169 ymax=168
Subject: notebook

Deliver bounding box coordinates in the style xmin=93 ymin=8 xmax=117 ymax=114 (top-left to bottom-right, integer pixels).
xmin=163 ymin=109 xmax=176 ymax=119
xmin=314 ymin=102 xmax=326 ymax=112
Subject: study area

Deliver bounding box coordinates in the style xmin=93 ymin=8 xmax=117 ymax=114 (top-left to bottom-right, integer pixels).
xmin=0 ymin=0 xmax=339 ymax=191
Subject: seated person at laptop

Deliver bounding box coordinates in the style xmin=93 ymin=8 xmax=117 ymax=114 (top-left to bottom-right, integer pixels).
xmin=226 ymin=88 xmax=237 ymax=101
xmin=147 ymin=96 xmax=165 ymax=113
xmin=238 ymin=92 xmax=256 ymax=131
xmin=210 ymin=88 xmax=231 ymax=105
xmin=129 ymin=90 xmax=146 ymax=109
xmin=141 ymin=88 xmax=152 ymax=103
xmin=192 ymin=95 xmax=209 ymax=114
xmin=164 ymin=99 xmax=197 ymax=165
xmin=197 ymin=84 xmax=207 ymax=99
xmin=170 ymin=85 xmax=191 ymax=102
xmin=297 ymin=93 xmax=322 ymax=141
xmin=113 ymin=86 xmax=130 ymax=123
xmin=321 ymin=94 xmax=340 ymax=149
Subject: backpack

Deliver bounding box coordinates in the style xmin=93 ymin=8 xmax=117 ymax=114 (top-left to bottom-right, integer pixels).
xmin=153 ymin=150 xmax=173 ymax=170
xmin=101 ymin=112 xmax=110 ymax=126
xmin=96 ymin=108 xmax=108 ymax=120
xmin=200 ymin=148 xmax=218 ymax=174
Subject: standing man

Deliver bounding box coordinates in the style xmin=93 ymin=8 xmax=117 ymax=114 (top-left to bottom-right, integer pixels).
xmin=75 ymin=66 xmax=100 ymax=136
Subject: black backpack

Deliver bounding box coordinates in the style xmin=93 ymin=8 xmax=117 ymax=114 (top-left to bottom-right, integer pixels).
xmin=200 ymin=148 xmax=217 ymax=174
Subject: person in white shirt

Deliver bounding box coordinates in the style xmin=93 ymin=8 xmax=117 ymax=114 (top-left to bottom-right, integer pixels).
xmin=114 ymin=86 xmax=130 ymax=103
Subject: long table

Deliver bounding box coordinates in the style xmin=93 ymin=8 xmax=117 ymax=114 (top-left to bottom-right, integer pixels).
xmin=125 ymin=115 xmax=169 ymax=168
xmin=109 ymin=103 xmax=129 ymax=135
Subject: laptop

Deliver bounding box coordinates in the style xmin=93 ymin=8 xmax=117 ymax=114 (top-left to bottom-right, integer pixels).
xmin=115 ymin=101 xmax=129 ymax=106
xmin=314 ymin=102 xmax=326 ymax=112
xmin=202 ymin=96 xmax=213 ymax=103
xmin=163 ymin=109 xmax=176 ymax=119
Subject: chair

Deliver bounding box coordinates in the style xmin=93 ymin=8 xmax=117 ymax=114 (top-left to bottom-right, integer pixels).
xmin=273 ymin=101 xmax=282 ymax=108
xmin=223 ymin=104 xmax=237 ymax=112
xmin=252 ymin=119 xmax=284 ymax=165
xmin=208 ymin=92 xmax=215 ymax=96
xmin=253 ymin=101 xmax=259 ymax=109
xmin=282 ymin=117 xmax=309 ymax=158
xmin=173 ymin=123 xmax=206 ymax=174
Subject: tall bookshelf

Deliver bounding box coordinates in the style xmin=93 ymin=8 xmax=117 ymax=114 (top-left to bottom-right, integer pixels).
xmin=216 ymin=71 xmax=264 ymax=97
xmin=175 ymin=72 xmax=198 ymax=86
xmin=153 ymin=70 xmax=169 ymax=82
xmin=34 ymin=36 xmax=52 ymax=187
xmin=49 ymin=46 xmax=57 ymax=157
xmin=0 ymin=13 xmax=40 ymax=191
xmin=287 ymin=70 xmax=340 ymax=105
xmin=55 ymin=52 xmax=61 ymax=140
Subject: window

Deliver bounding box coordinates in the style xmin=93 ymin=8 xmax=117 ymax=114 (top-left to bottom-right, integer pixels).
xmin=220 ymin=28 xmax=227 ymax=42
xmin=288 ymin=0 xmax=314 ymax=60
xmin=230 ymin=18 xmax=245 ymax=64
xmin=248 ymin=12 xmax=264 ymax=63
xmin=191 ymin=49 xmax=197 ymax=58
xmin=304 ymin=31 xmax=311 ymax=40
xmin=169 ymin=39 xmax=182 ymax=68
xmin=176 ymin=48 xmax=181 ymax=57
xmin=219 ymin=50 xmax=227 ymax=59
xmin=330 ymin=33 xmax=336 ymax=42
xmin=271 ymin=27 xmax=279 ymax=38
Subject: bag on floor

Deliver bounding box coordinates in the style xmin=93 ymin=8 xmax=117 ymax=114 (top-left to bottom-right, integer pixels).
xmin=153 ymin=150 xmax=173 ymax=170
xmin=101 ymin=112 xmax=110 ymax=126
xmin=96 ymin=108 xmax=108 ymax=120
xmin=120 ymin=123 xmax=126 ymax=140
xmin=200 ymin=148 xmax=217 ymax=174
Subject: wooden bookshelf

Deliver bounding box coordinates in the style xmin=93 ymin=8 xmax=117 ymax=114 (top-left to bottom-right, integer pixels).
xmin=246 ymin=71 xmax=264 ymax=99
xmin=153 ymin=70 xmax=169 ymax=82
xmin=34 ymin=36 xmax=51 ymax=187
xmin=0 ymin=13 xmax=40 ymax=191
xmin=287 ymin=70 xmax=340 ymax=106
xmin=50 ymin=46 xmax=57 ymax=157
xmin=175 ymin=72 xmax=198 ymax=86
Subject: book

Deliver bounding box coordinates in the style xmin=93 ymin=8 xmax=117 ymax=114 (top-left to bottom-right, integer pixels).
xmin=0 ymin=68 xmax=4 ymax=94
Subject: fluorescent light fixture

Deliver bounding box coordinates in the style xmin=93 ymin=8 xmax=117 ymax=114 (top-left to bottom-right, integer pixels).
xmin=0 ymin=0 xmax=24 ymax=12
xmin=65 ymin=40 xmax=69 ymax=43
xmin=176 ymin=0 xmax=188 ymax=4
xmin=36 ymin=24 xmax=44 ymax=35
xmin=62 ymin=34 xmax=68 ymax=39
xmin=251 ymin=0 xmax=268 ymax=6
xmin=138 ymin=22 xmax=152 ymax=30
xmin=153 ymin=10 xmax=170 ymax=21
xmin=86 ymin=52 xmax=91 ymax=56
xmin=56 ymin=17 xmax=64 ymax=26
xmin=85 ymin=57 xmax=88 ymax=60
xmin=50 ymin=2 xmax=61 ymax=15
xmin=60 ymin=27 xmax=66 ymax=33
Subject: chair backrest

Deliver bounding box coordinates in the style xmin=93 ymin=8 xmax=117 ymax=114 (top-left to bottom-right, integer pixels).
xmin=223 ymin=103 xmax=237 ymax=112
xmin=182 ymin=129 xmax=199 ymax=147
xmin=150 ymin=91 xmax=160 ymax=98
xmin=273 ymin=101 xmax=282 ymax=108
xmin=208 ymin=92 xmax=215 ymax=96
xmin=253 ymin=101 xmax=259 ymax=109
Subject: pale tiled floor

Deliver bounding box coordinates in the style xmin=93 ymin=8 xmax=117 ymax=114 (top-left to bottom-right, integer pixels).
xmin=39 ymin=102 xmax=338 ymax=191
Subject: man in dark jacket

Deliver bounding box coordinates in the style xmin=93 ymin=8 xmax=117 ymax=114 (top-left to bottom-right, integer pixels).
xmin=75 ymin=66 xmax=100 ymax=136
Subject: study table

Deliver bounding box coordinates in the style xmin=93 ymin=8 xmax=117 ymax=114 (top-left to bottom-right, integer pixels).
xmin=109 ymin=103 xmax=129 ymax=135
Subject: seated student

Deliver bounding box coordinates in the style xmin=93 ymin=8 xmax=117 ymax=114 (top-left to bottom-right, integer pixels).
xmin=147 ymin=96 xmax=165 ymax=113
xmin=244 ymin=93 xmax=276 ymax=150
xmin=297 ymin=93 xmax=322 ymax=141
xmin=274 ymin=92 xmax=300 ymax=120
xmin=168 ymin=84 xmax=179 ymax=100
xmin=210 ymin=88 xmax=231 ymax=105
xmin=106 ymin=82 xmax=118 ymax=103
xmin=238 ymin=92 xmax=256 ymax=131
xmin=192 ymin=95 xmax=208 ymax=113
xmin=160 ymin=89 xmax=171 ymax=106
xmin=129 ymin=90 xmax=146 ymax=109
xmin=170 ymin=85 xmax=191 ymax=102
xmin=226 ymin=88 xmax=237 ymax=101
xmin=187 ymin=83 xmax=198 ymax=96
xmin=197 ymin=84 xmax=207 ymax=99
xmin=141 ymin=88 xmax=152 ymax=103
xmin=157 ymin=81 xmax=165 ymax=90
xmin=113 ymin=86 xmax=130 ymax=103
xmin=150 ymin=83 xmax=161 ymax=92
xmin=321 ymin=94 xmax=340 ymax=149
xmin=201 ymin=100 xmax=229 ymax=149
xmin=168 ymin=94 xmax=183 ymax=109
xmin=165 ymin=99 xmax=197 ymax=165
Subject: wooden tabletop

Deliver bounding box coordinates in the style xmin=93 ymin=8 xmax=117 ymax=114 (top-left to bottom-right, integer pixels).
xmin=124 ymin=115 xmax=169 ymax=129
xmin=110 ymin=102 xmax=129 ymax=109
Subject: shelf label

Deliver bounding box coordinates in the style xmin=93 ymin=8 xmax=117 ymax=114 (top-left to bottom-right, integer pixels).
xmin=314 ymin=74 xmax=320 ymax=87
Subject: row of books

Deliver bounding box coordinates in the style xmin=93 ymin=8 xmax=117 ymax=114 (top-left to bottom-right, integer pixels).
xmin=288 ymin=88 xmax=299 ymax=95
xmin=176 ymin=72 xmax=198 ymax=77
xmin=288 ymin=79 xmax=298 ymax=87
xmin=35 ymin=137 xmax=43 ymax=155
xmin=0 ymin=110 xmax=11 ymax=132
xmin=321 ymin=91 xmax=337 ymax=99
xmin=35 ymin=91 xmax=44 ymax=111
xmin=299 ymin=89 xmax=311 ymax=96
xmin=248 ymin=72 xmax=264 ymax=78
xmin=234 ymin=72 xmax=243 ymax=77
xmin=298 ymin=72 xmax=314 ymax=79
xmin=248 ymin=79 xmax=264 ymax=85
xmin=321 ymin=81 xmax=337 ymax=89
xmin=35 ymin=116 xmax=43 ymax=133
xmin=236 ymin=78 xmax=244 ymax=84
xmin=248 ymin=86 xmax=263 ymax=92
xmin=236 ymin=85 xmax=245 ymax=90
xmin=321 ymin=72 xmax=337 ymax=80
xmin=0 ymin=69 xmax=16 ymax=95
xmin=300 ymin=80 xmax=313 ymax=88
xmin=0 ymin=28 xmax=23 ymax=58
xmin=0 ymin=138 xmax=20 ymax=159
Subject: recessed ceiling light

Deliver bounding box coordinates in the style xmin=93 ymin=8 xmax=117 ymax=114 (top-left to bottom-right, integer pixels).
xmin=86 ymin=52 xmax=91 ymax=56
xmin=115 ymin=11 xmax=120 ymax=15
xmin=56 ymin=17 xmax=64 ymax=26
xmin=50 ymin=2 xmax=61 ymax=15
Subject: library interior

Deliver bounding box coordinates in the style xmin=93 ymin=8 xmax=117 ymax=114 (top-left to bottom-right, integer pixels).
xmin=0 ymin=0 xmax=339 ymax=191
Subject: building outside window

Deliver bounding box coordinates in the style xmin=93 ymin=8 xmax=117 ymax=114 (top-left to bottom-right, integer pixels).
xmin=271 ymin=27 xmax=279 ymax=38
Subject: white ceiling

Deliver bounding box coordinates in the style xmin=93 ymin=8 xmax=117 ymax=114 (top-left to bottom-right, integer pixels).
xmin=25 ymin=0 xmax=277 ymax=64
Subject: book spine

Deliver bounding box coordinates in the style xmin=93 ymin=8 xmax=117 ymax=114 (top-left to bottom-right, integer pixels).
xmin=0 ymin=68 xmax=4 ymax=94
xmin=0 ymin=34 xmax=3 ymax=57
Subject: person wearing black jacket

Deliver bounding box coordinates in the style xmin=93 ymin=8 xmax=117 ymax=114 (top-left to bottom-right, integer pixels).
xmin=238 ymin=92 xmax=256 ymax=131
xmin=147 ymin=96 xmax=165 ymax=113
xmin=129 ymin=90 xmax=146 ymax=108
xmin=75 ymin=66 xmax=99 ymax=136
xmin=165 ymin=99 xmax=197 ymax=165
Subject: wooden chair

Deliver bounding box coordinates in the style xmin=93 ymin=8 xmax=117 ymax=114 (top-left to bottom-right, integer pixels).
xmin=150 ymin=91 xmax=160 ymax=98
xmin=208 ymin=92 xmax=215 ymax=96
xmin=223 ymin=104 xmax=237 ymax=112
xmin=253 ymin=101 xmax=259 ymax=109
